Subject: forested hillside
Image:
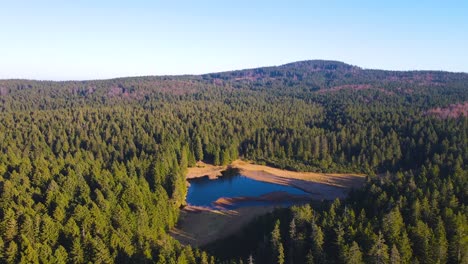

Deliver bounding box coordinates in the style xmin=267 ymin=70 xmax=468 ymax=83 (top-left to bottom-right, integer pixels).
xmin=0 ymin=61 xmax=466 ymax=263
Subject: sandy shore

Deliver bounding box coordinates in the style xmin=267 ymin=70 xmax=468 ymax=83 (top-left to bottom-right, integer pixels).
xmin=187 ymin=160 xmax=365 ymax=199
xmin=186 ymin=162 xmax=226 ymax=179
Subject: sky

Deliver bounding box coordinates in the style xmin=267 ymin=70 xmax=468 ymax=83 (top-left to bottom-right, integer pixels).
xmin=0 ymin=0 xmax=467 ymax=80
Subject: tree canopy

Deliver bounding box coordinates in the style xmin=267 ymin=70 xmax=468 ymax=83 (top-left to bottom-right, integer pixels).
xmin=0 ymin=60 xmax=466 ymax=263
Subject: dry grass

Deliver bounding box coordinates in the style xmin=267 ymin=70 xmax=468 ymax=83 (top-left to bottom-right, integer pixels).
xmin=186 ymin=162 xmax=226 ymax=179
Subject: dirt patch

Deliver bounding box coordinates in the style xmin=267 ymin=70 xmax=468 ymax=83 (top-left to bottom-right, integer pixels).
xmin=186 ymin=162 xmax=226 ymax=179
xmin=170 ymin=205 xmax=284 ymax=247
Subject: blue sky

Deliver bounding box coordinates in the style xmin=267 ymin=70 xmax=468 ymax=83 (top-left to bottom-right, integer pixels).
xmin=0 ymin=0 xmax=467 ymax=80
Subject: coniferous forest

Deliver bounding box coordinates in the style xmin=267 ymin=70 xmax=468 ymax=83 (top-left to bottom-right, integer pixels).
xmin=0 ymin=61 xmax=467 ymax=263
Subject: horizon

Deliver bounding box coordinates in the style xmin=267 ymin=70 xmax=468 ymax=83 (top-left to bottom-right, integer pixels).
xmin=0 ymin=59 xmax=467 ymax=82
xmin=1 ymin=1 xmax=467 ymax=80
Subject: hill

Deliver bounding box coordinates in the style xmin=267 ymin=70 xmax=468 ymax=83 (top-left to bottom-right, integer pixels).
xmin=0 ymin=60 xmax=467 ymax=111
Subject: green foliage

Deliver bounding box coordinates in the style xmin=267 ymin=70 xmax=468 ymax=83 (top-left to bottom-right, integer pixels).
xmin=344 ymin=241 xmax=364 ymax=264
xmin=0 ymin=61 xmax=466 ymax=263
xmin=270 ymin=220 xmax=285 ymax=264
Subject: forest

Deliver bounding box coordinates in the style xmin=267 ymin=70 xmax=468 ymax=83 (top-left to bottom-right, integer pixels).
xmin=0 ymin=60 xmax=466 ymax=263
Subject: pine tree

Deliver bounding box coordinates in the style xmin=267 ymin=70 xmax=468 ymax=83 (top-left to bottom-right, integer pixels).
xmin=397 ymin=231 xmax=412 ymax=264
xmin=305 ymin=250 xmax=314 ymax=264
xmin=411 ymin=220 xmax=431 ymax=263
xmin=195 ymin=137 xmax=204 ymax=161
xmin=320 ymin=136 xmax=328 ymax=159
xmin=432 ymin=218 xmax=448 ymax=263
xmin=92 ymin=238 xmax=113 ymax=264
xmin=0 ymin=237 xmax=4 ymax=260
xmin=382 ymin=208 xmax=404 ymax=245
xmin=180 ymin=144 xmax=189 ymax=173
xmin=1 ymin=209 xmax=17 ymax=242
xmin=448 ymin=213 xmax=467 ymax=264
xmin=311 ymin=222 xmax=324 ymax=260
xmin=5 ymin=241 xmax=18 ymax=264
xmin=370 ymin=232 xmax=389 ymax=264
xmin=54 ymin=246 xmax=68 ymax=264
xmin=188 ymin=149 xmax=196 ymax=167
xmin=344 ymin=241 xmax=364 ymax=264
xmin=271 ymin=220 xmax=285 ymax=264
xmin=289 ymin=219 xmax=296 ymax=240
xmin=214 ymin=148 xmax=221 ymax=166
xmin=177 ymin=253 xmax=188 ymax=264
xmin=390 ymin=245 xmax=401 ymax=264
xmin=221 ymin=148 xmax=231 ymax=165
xmin=70 ymin=238 xmax=84 ymax=264
xmin=200 ymin=251 xmax=209 ymax=264
xmin=288 ymin=219 xmax=296 ymax=264
xmin=19 ymin=236 xmax=39 ymax=264
xmin=248 ymin=254 xmax=254 ymax=264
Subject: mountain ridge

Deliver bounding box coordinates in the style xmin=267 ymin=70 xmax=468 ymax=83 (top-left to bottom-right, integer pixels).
xmin=0 ymin=59 xmax=466 ymax=112
xmin=0 ymin=60 xmax=467 ymax=83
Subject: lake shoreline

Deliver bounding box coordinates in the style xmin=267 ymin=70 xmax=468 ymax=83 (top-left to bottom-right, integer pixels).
xmin=186 ymin=160 xmax=366 ymax=200
xmin=172 ymin=160 xmax=366 ymax=247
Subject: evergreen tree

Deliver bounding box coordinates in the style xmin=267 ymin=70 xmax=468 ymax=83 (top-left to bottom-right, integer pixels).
xmin=432 ymin=218 xmax=448 ymax=263
xmin=248 ymin=254 xmax=254 ymax=264
xmin=70 ymin=238 xmax=84 ymax=264
xmin=390 ymin=245 xmax=401 ymax=264
xmin=195 ymin=136 xmax=204 ymax=161
xmin=370 ymin=232 xmax=389 ymax=264
xmin=271 ymin=220 xmax=285 ymax=264
xmin=5 ymin=241 xmax=18 ymax=264
xmin=305 ymin=250 xmax=314 ymax=264
xmin=214 ymin=148 xmax=221 ymax=166
xmin=344 ymin=241 xmax=364 ymax=264
xmin=397 ymin=231 xmax=412 ymax=264
xmin=311 ymin=222 xmax=324 ymax=260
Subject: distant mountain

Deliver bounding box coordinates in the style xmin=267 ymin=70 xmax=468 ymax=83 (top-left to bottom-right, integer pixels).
xmin=204 ymin=60 xmax=466 ymax=88
xmin=0 ymin=60 xmax=466 ymax=111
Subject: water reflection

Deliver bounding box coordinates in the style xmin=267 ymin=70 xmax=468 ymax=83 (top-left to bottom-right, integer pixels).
xmin=186 ymin=172 xmax=309 ymax=209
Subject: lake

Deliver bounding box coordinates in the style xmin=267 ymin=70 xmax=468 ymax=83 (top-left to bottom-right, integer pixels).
xmin=186 ymin=173 xmax=310 ymax=209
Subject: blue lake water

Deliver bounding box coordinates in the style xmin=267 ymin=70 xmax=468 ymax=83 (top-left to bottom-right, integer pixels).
xmin=186 ymin=174 xmax=309 ymax=209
